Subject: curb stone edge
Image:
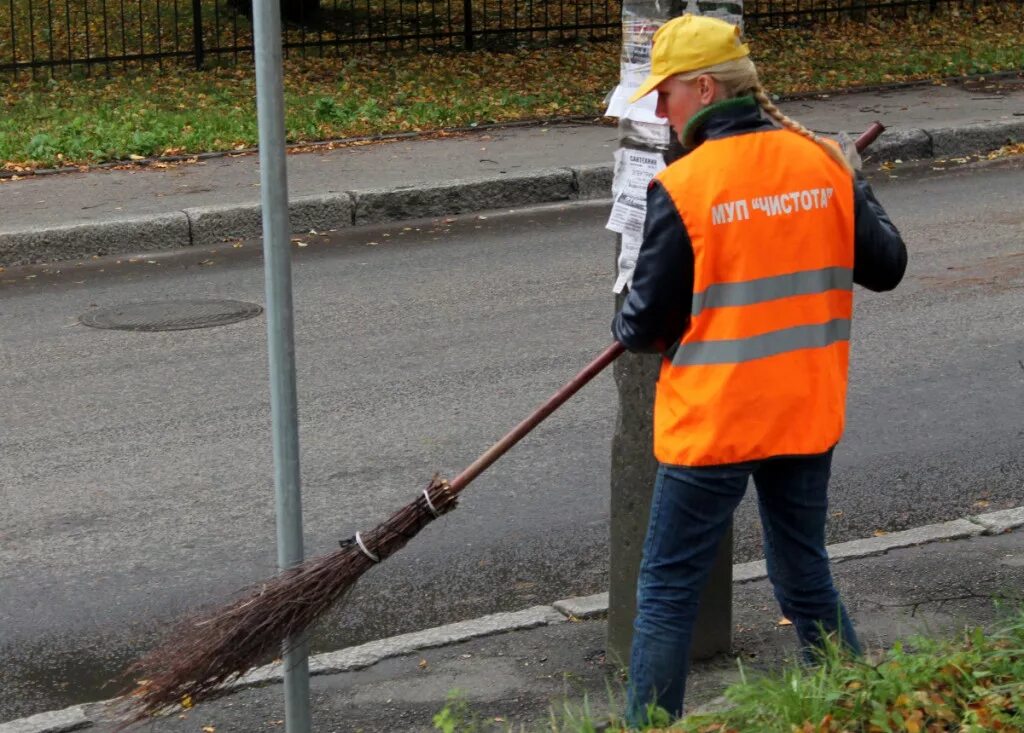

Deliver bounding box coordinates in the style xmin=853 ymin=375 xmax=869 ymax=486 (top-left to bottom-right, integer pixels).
xmin=2 ymin=119 xmax=1022 ymax=268
xmin=4 ymin=506 xmax=1021 ymax=732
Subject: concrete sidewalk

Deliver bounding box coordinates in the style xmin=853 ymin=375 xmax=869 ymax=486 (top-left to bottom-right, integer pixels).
xmin=1 ymin=75 xmax=1023 ymax=267
xmin=6 ymin=507 xmax=1023 ymax=733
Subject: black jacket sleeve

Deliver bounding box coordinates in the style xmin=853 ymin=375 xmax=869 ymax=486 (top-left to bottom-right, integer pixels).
xmin=852 ymin=175 xmax=908 ymax=292
xmin=611 ymin=182 xmax=695 ymax=353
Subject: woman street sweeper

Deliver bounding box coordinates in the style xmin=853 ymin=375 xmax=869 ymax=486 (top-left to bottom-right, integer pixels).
xmin=611 ymin=14 xmax=908 ymax=726
xmin=120 ymin=16 xmax=904 ymax=724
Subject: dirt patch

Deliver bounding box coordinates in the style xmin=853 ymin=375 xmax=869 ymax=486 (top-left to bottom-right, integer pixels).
xmin=918 ymin=251 xmax=1024 ymax=293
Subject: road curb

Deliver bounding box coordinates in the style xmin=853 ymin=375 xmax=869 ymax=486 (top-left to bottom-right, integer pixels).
xmin=867 ymin=120 xmax=1024 ymax=164
xmin=232 ymin=605 xmax=565 ymax=690
xmin=2 ymin=118 xmax=1021 ymax=268
xmin=6 ymin=508 xmax=1020 ymax=732
xmin=0 ymin=165 xmax=602 ymax=268
xmin=0 ymin=707 xmax=90 ymax=733
xmin=0 ymin=213 xmax=191 ymax=267
xmin=351 ymin=168 xmax=577 ymax=226
xmin=972 ymin=506 xmax=1024 ymax=535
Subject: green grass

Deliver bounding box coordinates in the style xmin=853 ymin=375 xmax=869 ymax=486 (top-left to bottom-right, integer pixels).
xmin=516 ymin=608 xmax=1024 ymax=733
xmin=2 ymin=3 xmax=1023 ymax=170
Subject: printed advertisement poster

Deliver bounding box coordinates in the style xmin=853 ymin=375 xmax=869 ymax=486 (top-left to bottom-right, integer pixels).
xmin=604 ymin=4 xmax=742 ymax=123
xmin=607 ymin=2 xmax=742 ymax=292
xmin=608 ymin=148 xmax=665 ymax=293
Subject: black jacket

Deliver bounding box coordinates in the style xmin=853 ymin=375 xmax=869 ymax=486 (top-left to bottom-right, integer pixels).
xmin=612 ymin=98 xmax=908 ymax=354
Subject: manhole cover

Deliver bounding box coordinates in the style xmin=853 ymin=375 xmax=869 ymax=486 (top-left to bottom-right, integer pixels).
xmin=80 ymin=299 xmax=263 ymax=331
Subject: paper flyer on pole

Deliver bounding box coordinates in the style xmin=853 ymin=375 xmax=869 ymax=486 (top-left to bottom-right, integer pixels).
xmin=607 ymin=148 xmax=665 ymax=235
xmin=679 ymin=0 xmax=743 ymax=25
xmin=608 ymin=3 xmax=742 ymax=293
xmin=613 ymin=229 xmax=645 ymax=294
xmin=603 ymin=15 xmax=668 ymax=126
xmin=608 ymin=148 xmax=665 ymax=293
xmin=605 ymin=5 xmax=741 ymax=124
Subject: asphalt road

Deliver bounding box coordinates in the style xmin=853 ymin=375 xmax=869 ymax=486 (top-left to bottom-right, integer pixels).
xmin=1 ymin=159 xmax=1022 ymax=722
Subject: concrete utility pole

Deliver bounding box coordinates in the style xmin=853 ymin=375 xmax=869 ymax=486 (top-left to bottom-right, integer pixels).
xmin=607 ymin=0 xmax=742 ymax=669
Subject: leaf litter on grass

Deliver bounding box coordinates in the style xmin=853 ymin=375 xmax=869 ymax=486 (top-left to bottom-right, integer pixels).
xmin=539 ymin=610 xmax=1024 ymax=732
xmin=2 ymin=4 xmax=1023 ymax=169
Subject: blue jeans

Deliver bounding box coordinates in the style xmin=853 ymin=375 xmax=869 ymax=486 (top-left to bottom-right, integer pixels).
xmin=625 ymin=450 xmax=861 ymax=726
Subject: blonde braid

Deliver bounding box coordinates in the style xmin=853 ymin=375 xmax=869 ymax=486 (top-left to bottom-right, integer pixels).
xmin=678 ymin=58 xmax=855 ymax=175
xmin=753 ymin=85 xmax=854 ymax=175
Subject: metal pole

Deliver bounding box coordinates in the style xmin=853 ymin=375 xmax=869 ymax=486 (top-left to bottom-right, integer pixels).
xmin=191 ymin=0 xmax=204 ymax=68
xmin=251 ymin=0 xmax=312 ymax=726
xmin=463 ymin=0 xmax=473 ymax=50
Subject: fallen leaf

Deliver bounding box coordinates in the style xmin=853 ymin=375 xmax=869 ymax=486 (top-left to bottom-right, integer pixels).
xmin=418 ymin=658 xmax=428 ymax=669
xmin=873 ymin=529 xmax=888 ymax=537
xmin=777 ymin=617 xmax=793 ymax=626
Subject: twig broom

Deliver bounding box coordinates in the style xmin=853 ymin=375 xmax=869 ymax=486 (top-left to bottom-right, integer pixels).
xmin=121 ymin=122 xmax=884 ymax=723
xmin=121 ymin=341 xmax=625 ymax=722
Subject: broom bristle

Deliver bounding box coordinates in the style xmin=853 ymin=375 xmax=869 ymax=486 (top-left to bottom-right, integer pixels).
xmin=120 ymin=477 xmax=457 ymax=724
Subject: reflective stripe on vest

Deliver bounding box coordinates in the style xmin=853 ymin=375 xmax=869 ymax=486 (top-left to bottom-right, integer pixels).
xmin=652 ymin=127 xmax=856 ymax=467
xmin=672 ymin=317 xmax=851 ymax=367
xmin=690 ymin=266 xmax=853 ymax=317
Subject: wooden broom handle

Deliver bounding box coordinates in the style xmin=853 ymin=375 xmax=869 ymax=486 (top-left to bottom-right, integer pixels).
xmin=854 ymin=121 xmax=886 ymax=154
xmin=447 ymin=121 xmax=886 ymax=495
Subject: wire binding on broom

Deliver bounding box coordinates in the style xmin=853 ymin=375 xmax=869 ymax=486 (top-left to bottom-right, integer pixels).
xmin=351 ymin=531 xmax=380 ymax=562
xmin=118 ymin=475 xmax=457 ymax=725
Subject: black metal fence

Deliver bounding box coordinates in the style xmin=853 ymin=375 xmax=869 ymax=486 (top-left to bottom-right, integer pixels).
xmin=0 ymin=0 xmax=1015 ymax=76
xmin=746 ymin=0 xmax=1007 ymax=25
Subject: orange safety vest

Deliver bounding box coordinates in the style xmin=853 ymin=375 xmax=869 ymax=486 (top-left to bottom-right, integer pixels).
xmin=653 ymin=129 xmax=855 ymax=467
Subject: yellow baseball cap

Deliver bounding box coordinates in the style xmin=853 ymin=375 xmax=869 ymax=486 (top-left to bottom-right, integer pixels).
xmin=629 ymin=14 xmax=750 ymax=103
